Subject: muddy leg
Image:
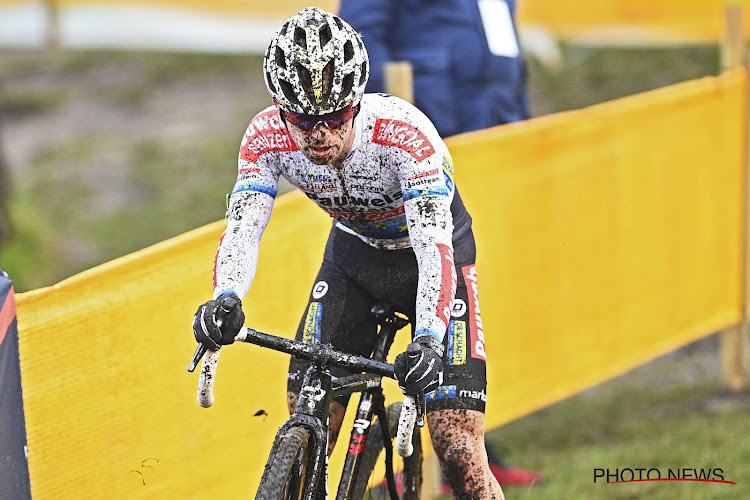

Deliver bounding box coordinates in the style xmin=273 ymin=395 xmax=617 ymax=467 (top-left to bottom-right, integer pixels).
xmin=427 ymin=408 xmax=504 ymax=500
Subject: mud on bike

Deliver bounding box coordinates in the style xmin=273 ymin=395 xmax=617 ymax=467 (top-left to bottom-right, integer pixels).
xmin=188 ymin=303 xmax=425 ymax=499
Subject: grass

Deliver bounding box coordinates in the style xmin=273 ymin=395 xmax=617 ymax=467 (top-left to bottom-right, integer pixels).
xmin=483 ymin=382 xmax=749 ymax=499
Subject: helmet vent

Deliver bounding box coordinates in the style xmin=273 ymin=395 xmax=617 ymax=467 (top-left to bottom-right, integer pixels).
xmin=294 ymin=26 xmax=307 ymax=49
xmin=343 ymin=40 xmax=354 ymax=63
xmin=342 ymin=72 xmax=354 ymax=98
xmin=280 ymin=80 xmax=302 ymax=109
xmin=295 ymin=63 xmax=315 ymax=105
xmin=319 ymin=23 xmax=332 ymax=48
xmin=275 ymin=46 xmax=286 ymax=69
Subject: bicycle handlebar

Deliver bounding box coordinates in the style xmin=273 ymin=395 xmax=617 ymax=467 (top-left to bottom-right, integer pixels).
xmin=236 ymin=327 xmax=395 ymax=377
xmin=396 ymin=395 xmax=417 ymax=457
xmin=192 ymin=326 xmax=419 ymax=457
xmin=193 ymin=327 xmax=395 ymax=407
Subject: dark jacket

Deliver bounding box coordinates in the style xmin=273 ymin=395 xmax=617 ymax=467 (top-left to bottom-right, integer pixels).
xmin=338 ymin=0 xmax=530 ymax=137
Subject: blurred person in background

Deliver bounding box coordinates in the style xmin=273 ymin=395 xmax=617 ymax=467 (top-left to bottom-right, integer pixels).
xmin=339 ymin=0 xmax=543 ymax=490
xmin=338 ymin=0 xmax=530 ymax=138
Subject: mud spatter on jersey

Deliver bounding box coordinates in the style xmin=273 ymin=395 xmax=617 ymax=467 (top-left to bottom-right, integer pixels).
xmin=213 ymin=93 xmax=471 ymax=341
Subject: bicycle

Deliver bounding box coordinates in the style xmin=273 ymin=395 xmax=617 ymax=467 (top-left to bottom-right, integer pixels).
xmin=188 ymin=303 xmax=425 ymax=499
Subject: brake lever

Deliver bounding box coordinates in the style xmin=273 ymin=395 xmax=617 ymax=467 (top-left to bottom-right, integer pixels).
xmin=187 ymin=343 xmax=207 ymax=372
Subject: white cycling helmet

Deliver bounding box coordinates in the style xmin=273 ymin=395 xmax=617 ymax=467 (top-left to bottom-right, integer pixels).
xmin=263 ymin=7 xmax=369 ymax=115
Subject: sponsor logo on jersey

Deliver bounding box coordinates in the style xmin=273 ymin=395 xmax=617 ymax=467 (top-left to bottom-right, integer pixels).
xmin=304 ymin=189 xmax=403 ymax=211
xmin=442 ymin=154 xmax=455 ymax=193
xmin=462 ymin=265 xmax=487 ymax=361
xmin=348 ymin=182 xmax=386 ymax=193
xmin=447 ymin=320 xmax=467 ymax=365
xmin=458 ymin=388 xmax=487 ymax=402
xmin=303 ymin=302 xmax=322 ymax=344
xmin=451 ymin=298 xmax=467 ymax=318
xmin=406 ymin=168 xmax=439 ymax=181
xmin=240 ymin=109 xmax=298 ymax=162
xmin=426 ymin=385 xmax=457 ymax=402
xmin=239 ymin=166 xmax=261 ymax=175
xmin=373 ymin=118 xmax=436 ymax=161
xmin=312 ymin=281 xmax=328 ymax=299
xmin=327 ymin=204 xmax=405 ymax=223
xmin=435 ymin=243 xmax=457 ymax=330
xmin=404 ymin=167 xmax=442 ymax=191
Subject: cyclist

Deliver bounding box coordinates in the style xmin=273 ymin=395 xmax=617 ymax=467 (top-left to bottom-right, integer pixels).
xmin=193 ymin=7 xmax=504 ymax=498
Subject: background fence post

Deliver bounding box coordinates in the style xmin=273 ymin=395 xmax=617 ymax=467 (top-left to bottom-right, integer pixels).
xmin=720 ymin=4 xmax=750 ymax=391
xmin=44 ymin=0 xmax=59 ymax=50
xmin=384 ymin=61 xmax=415 ymax=104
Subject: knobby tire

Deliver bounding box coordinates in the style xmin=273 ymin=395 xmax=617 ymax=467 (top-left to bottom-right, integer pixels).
xmin=256 ymin=426 xmax=313 ymax=500
xmin=350 ymin=402 xmax=423 ymax=500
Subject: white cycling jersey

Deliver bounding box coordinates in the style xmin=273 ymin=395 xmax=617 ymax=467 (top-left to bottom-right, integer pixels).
xmin=213 ymin=93 xmax=471 ymax=341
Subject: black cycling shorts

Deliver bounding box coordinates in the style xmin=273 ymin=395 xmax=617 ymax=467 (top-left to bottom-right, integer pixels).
xmin=287 ymin=224 xmax=488 ymax=413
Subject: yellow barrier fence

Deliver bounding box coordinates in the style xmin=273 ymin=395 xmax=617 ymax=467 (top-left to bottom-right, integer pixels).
xmin=16 ymin=67 xmax=747 ymax=497
xmin=518 ymin=0 xmax=750 ymax=42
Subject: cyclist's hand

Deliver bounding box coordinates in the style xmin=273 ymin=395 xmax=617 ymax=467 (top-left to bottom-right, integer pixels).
xmin=192 ymin=293 xmax=245 ymax=350
xmin=394 ymin=335 xmax=445 ymax=395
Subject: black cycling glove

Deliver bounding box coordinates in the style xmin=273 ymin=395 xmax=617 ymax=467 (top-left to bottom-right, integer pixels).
xmin=394 ymin=334 xmax=445 ymax=395
xmin=192 ymin=293 xmax=245 ymax=350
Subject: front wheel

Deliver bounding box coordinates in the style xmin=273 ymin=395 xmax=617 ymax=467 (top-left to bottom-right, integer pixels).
xmin=256 ymin=426 xmax=313 ymax=500
xmin=350 ymin=402 xmax=423 ymax=500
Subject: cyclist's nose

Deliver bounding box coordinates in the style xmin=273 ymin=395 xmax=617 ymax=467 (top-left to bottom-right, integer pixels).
xmin=310 ymin=123 xmax=330 ymax=139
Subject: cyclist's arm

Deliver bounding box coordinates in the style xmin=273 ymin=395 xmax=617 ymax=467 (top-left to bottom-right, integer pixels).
xmin=400 ymin=154 xmax=456 ymax=344
xmin=213 ymin=124 xmax=281 ymax=300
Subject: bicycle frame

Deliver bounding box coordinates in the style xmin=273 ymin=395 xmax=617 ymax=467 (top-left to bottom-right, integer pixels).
xmin=190 ymin=304 xmax=418 ymax=500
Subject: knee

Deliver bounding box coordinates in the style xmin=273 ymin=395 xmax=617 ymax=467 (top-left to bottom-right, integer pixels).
xmin=434 ymin=431 xmax=484 ymax=472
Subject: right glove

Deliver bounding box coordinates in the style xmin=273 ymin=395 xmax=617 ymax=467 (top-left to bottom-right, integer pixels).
xmin=192 ymin=292 xmax=245 ymax=351
xmin=394 ymin=334 xmax=445 ymax=396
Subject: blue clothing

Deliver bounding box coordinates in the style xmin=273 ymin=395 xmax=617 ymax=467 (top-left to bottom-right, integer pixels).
xmin=338 ymin=0 xmax=530 ymax=137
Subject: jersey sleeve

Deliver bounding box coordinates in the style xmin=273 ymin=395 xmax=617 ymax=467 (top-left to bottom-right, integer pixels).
xmin=380 ymin=114 xmax=457 ymax=343
xmin=212 ymin=110 xmax=285 ymax=300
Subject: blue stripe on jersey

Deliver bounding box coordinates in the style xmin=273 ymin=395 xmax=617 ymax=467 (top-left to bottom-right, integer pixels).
xmin=402 ymin=187 xmax=450 ymax=201
xmin=232 ymin=181 xmax=277 ymax=198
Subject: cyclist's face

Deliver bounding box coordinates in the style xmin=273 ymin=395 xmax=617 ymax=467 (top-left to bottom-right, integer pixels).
xmin=281 ymin=105 xmax=357 ymax=168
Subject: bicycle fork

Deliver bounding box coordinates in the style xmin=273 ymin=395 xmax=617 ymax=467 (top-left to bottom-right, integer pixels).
xmin=264 ymin=366 xmax=333 ymax=500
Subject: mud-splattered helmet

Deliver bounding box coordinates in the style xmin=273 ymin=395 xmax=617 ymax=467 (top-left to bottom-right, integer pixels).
xmin=263 ymin=7 xmax=369 ymax=115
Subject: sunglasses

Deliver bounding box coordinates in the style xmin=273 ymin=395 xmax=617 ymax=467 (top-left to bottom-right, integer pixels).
xmin=281 ymin=104 xmax=358 ymax=132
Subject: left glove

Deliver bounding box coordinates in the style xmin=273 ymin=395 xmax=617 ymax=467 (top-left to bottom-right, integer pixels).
xmin=192 ymin=293 xmax=245 ymax=351
xmin=394 ymin=334 xmax=445 ymax=395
